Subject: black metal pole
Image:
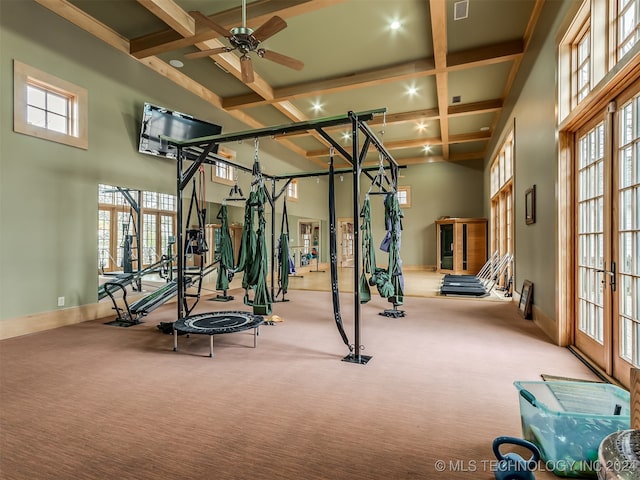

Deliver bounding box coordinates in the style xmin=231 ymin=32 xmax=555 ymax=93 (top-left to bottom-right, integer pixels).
xmin=352 ymin=115 xmax=360 ymax=356
xmin=176 ymin=147 xmax=185 ymax=322
xmin=343 ymin=112 xmax=371 ymax=364
xmin=270 ymin=177 xmax=276 ymax=301
xmin=136 ymin=190 xmax=143 ymax=292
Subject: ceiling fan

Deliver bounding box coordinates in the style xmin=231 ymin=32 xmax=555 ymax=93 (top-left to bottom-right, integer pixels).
xmin=185 ymin=0 xmax=304 ymax=84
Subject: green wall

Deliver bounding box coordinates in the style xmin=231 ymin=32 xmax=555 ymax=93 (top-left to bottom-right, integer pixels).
xmin=483 ymin=0 xmax=580 ymax=322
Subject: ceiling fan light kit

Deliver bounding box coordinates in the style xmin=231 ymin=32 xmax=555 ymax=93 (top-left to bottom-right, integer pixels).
xmin=186 ymin=1 xmax=304 ymax=84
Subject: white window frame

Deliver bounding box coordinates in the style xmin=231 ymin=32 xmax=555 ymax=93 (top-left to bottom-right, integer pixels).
xmin=13 ymin=60 xmax=88 ymax=149
xmin=212 ymin=147 xmax=236 ymax=186
xmin=287 ymin=179 xmax=298 ymax=201
xmin=397 ymin=186 xmax=411 ymax=208
xmin=575 ymin=24 xmax=591 ymax=105
xmin=616 ymin=0 xmax=640 ymax=61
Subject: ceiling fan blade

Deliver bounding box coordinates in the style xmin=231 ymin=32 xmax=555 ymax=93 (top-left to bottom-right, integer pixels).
xmin=260 ymin=50 xmax=304 ymax=71
xmin=190 ymin=11 xmax=230 ymax=39
xmin=252 ymin=16 xmax=287 ymax=42
xmin=240 ymin=55 xmax=254 ymax=83
xmin=185 ymin=47 xmax=230 ymax=59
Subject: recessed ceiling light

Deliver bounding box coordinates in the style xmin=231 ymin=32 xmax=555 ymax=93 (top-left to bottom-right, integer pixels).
xmin=423 ymin=145 xmax=431 ymax=153
xmin=390 ymin=20 xmax=401 ymax=30
xmin=416 ymin=122 xmax=426 ymax=131
xmin=169 ymin=59 xmax=184 ymax=68
xmin=407 ymin=86 xmax=418 ymax=96
xmin=342 ymin=132 xmax=351 ymax=142
xmin=480 ymin=126 xmax=490 ymax=131
xmin=311 ymin=101 xmax=323 ymax=112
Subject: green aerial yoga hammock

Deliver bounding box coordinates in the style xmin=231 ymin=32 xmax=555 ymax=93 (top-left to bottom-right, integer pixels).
xmin=277 ymin=199 xmax=291 ymax=296
xmin=215 ymin=204 xmax=235 ymax=292
xmin=236 ymin=186 xmax=272 ymax=316
xmin=360 ymin=195 xmax=399 ymax=303
xmin=359 ymin=197 xmax=374 ymax=303
xmin=384 ymin=192 xmax=404 ymax=306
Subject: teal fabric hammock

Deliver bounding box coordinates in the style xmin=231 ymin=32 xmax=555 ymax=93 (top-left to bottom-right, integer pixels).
xmin=236 ymin=186 xmax=272 ymax=316
xmin=215 ymin=204 xmax=235 ymax=292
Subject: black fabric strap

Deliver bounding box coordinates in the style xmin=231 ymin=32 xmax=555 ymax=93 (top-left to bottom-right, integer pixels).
xmin=328 ymin=155 xmax=351 ymax=350
xmin=281 ymin=197 xmax=289 ymax=235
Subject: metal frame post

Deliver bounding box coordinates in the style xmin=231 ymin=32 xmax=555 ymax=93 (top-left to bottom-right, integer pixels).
xmin=342 ymin=112 xmax=371 ymax=365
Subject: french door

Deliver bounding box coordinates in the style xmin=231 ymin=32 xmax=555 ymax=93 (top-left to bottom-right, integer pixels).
xmin=574 ymin=83 xmax=640 ymax=387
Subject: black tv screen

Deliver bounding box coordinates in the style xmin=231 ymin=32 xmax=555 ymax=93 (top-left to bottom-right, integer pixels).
xmin=138 ymin=102 xmax=222 ymax=160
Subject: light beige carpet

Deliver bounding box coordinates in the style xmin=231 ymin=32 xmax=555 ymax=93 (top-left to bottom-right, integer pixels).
xmin=0 ymin=290 xmax=599 ymax=480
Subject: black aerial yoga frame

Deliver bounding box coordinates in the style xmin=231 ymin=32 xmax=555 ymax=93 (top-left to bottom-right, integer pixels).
xmin=169 ymin=109 xmax=399 ymax=364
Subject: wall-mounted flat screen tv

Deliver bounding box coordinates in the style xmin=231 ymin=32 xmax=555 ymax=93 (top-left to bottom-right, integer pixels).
xmin=138 ymin=102 xmax=222 ymax=160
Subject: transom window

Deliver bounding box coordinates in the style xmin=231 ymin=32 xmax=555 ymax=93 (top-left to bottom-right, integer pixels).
xmin=576 ymin=26 xmax=591 ymax=104
xmin=397 ymin=186 xmax=411 ymax=208
xmin=13 ymin=60 xmax=88 ymax=149
xmin=490 ymin=129 xmax=514 ymax=269
xmin=215 ymin=162 xmax=235 ymax=182
xmin=212 ymin=147 xmax=237 ymax=185
xmin=617 ymin=0 xmax=640 ymax=60
xmin=490 ymin=131 xmax=513 ymax=197
xmin=287 ymin=180 xmax=298 ymax=200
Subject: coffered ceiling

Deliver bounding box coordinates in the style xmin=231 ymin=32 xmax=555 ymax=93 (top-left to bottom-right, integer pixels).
xmin=35 ymin=0 xmax=543 ymax=167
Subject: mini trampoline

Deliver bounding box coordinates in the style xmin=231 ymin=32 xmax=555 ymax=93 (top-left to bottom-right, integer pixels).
xmin=172 ymin=311 xmax=264 ymax=358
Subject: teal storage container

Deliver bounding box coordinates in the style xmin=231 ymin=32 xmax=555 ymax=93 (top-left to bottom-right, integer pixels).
xmin=513 ymin=381 xmax=630 ymax=478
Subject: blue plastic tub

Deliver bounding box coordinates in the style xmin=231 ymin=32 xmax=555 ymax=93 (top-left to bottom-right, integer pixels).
xmin=513 ymin=381 xmax=630 ymax=477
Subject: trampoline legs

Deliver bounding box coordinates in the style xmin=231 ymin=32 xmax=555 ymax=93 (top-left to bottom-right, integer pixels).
xmin=173 ymin=326 xmax=178 ymax=352
xmin=210 ymin=335 xmax=214 ymax=358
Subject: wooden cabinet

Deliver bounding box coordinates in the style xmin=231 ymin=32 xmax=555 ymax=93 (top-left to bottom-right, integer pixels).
xmin=435 ymin=218 xmax=487 ymax=275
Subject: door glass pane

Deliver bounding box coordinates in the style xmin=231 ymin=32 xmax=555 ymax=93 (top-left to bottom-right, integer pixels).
xmin=160 ymin=215 xmax=174 ymax=259
xmin=577 ymin=122 xmax=606 ymax=344
xmin=440 ymin=224 xmax=454 ymax=270
xmin=143 ymin=214 xmax=157 ymax=265
xmin=617 ymin=95 xmax=640 ymax=367
xmin=98 ymin=209 xmax=111 ymax=271
xmin=116 ymin=212 xmax=134 ymax=270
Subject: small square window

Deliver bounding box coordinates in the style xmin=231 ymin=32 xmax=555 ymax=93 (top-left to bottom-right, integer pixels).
xmin=14 ymin=60 xmax=88 ymax=149
xmin=397 ymin=186 xmax=411 ymax=208
xmin=212 ymin=147 xmax=236 ymax=186
xmin=287 ymin=180 xmax=298 ymax=201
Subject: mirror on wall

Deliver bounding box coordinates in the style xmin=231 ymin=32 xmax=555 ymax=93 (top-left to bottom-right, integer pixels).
xmin=289 ymin=218 xmax=321 ymax=270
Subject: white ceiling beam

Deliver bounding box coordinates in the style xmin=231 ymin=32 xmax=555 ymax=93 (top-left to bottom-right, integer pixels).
xmin=429 ymin=0 xmax=450 ymax=160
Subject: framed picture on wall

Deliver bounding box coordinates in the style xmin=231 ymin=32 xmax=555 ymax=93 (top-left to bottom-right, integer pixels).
xmin=525 ymin=185 xmax=536 ymax=225
xmin=519 ymin=280 xmax=533 ymax=319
